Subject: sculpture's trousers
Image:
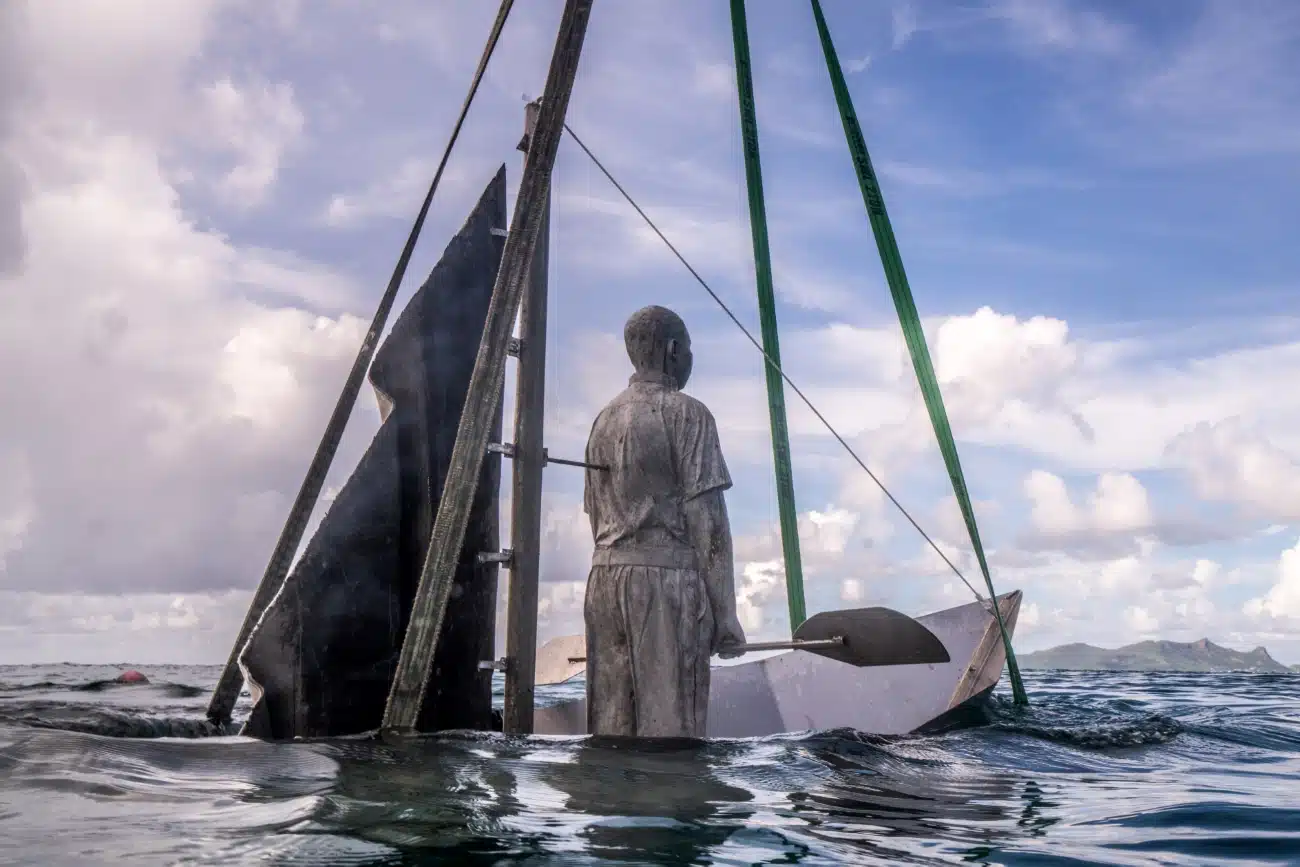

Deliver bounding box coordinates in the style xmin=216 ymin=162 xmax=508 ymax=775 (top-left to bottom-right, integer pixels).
xmin=584 ymin=564 xmax=714 ymax=738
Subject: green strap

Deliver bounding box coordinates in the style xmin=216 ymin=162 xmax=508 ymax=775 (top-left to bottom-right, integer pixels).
xmin=729 ymin=0 xmax=807 ymax=631
xmin=809 ymin=0 xmax=1027 ymax=705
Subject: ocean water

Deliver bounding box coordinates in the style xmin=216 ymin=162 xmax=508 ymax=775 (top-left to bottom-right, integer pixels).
xmin=0 ymin=666 xmax=1296 ymax=866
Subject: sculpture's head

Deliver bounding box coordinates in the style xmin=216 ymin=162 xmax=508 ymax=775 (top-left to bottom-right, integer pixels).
xmin=624 ymin=305 xmax=693 ymax=388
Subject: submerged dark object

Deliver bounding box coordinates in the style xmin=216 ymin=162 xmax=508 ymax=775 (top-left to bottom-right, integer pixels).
xmin=114 ymin=670 xmax=148 ymax=684
xmin=238 ymin=167 xmax=508 ymax=740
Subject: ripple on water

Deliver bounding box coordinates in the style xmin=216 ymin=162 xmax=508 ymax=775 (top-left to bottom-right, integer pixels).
xmin=0 ymin=666 xmax=1297 ymax=865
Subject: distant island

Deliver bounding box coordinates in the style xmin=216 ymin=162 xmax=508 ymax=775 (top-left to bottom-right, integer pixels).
xmin=1020 ymin=638 xmax=1296 ymax=674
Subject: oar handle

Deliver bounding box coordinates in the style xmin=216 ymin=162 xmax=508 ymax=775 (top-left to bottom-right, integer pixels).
xmin=736 ymin=637 xmax=843 ymax=653
xmin=564 ymin=635 xmax=844 ymax=664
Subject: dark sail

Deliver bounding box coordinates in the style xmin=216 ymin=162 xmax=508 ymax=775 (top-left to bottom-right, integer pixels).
xmin=239 ymin=166 xmax=508 ymax=739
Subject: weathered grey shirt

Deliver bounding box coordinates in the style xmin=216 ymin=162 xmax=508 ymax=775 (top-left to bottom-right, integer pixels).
xmin=583 ymin=373 xmax=732 ymax=554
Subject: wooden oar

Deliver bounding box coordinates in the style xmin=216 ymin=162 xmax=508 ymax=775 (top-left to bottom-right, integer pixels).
xmin=534 ymin=606 xmax=950 ymax=686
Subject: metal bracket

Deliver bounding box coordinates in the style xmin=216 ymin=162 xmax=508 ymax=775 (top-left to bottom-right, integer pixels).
xmin=517 ymin=97 xmax=543 ymax=153
xmin=477 ymin=549 xmax=515 ymax=568
xmin=487 ymin=441 xmax=517 ymax=459
xmin=478 ymin=658 xmax=510 ymax=673
xmin=506 ymin=337 xmax=522 ymax=357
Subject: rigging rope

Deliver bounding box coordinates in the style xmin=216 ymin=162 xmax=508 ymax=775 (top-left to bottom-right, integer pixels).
xmin=728 ymin=0 xmax=807 ymax=632
xmin=206 ymin=0 xmax=517 ymax=726
xmin=808 ymin=0 xmax=1027 ymax=704
xmin=562 ymin=124 xmax=986 ymax=606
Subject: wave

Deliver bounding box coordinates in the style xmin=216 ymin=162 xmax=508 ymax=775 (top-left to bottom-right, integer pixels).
xmin=0 ymin=670 xmax=1296 ymax=866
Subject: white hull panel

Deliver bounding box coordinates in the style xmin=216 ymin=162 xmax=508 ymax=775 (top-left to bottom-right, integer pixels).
xmin=533 ymin=591 xmax=1021 ymax=738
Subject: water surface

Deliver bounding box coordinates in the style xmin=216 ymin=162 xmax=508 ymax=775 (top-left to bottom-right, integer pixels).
xmin=1 ymin=665 xmax=1296 ymax=865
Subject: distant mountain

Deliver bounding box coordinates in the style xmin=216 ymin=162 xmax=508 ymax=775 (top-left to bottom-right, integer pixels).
xmin=1020 ymin=638 xmax=1293 ymax=673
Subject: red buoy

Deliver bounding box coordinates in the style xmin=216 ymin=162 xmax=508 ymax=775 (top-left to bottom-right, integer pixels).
xmin=115 ymin=670 xmax=149 ymax=684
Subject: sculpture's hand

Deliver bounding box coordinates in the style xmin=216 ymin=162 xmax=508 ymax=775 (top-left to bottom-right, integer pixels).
xmin=713 ymin=612 xmax=747 ymax=659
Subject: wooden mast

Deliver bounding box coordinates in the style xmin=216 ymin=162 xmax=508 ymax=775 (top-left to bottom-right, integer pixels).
xmin=502 ymin=98 xmax=550 ymax=735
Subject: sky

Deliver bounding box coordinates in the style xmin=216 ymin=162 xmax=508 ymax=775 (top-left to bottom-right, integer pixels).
xmin=2 ymin=0 xmax=1300 ymax=666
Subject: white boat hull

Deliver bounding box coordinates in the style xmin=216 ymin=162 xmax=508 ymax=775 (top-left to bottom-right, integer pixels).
xmin=533 ymin=590 xmax=1022 ymax=737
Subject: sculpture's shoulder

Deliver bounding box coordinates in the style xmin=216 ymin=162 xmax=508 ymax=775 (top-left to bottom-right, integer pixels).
xmin=588 ymin=384 xmax=716 ymax=439
xmin=587 ymin=387 xmax=637 ymax=444
xmin=661 ymin=389 xmax=716 ymax=427
xmin=591 ymin=386 xmax=636 ymax=424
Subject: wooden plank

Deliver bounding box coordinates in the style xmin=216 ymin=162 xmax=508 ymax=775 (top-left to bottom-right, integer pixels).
xmin=381 ymin=0 xmax=593 ymax=734
xmin=502 ymin=99 xmax=550 ymax=735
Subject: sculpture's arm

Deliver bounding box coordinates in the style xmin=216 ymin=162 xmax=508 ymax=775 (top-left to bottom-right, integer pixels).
xmin=683 ymin=489 xmax=746 ymax=654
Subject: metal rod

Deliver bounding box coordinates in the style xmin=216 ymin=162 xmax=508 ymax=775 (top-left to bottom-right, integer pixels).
xmin=738 ymin=637 xmax=843 ymax=653
xmin=489 ymin=441 xmax=606 ymax=471
xmin=565 ymin=636 xmax=843 ymax=663
xmin=546 ymin=455 xmax=607 ymax=471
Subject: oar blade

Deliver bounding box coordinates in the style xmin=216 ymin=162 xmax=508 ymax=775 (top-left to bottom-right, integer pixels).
xmin=793 ymin=607 xmax=950 ymax=667
xmin=535 ymin=634 xmax=586 ymax=686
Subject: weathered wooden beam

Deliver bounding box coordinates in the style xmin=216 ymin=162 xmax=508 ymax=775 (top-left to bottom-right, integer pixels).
xmin=381 ymin=0 xmax=593 ymax=734
xmin=502 ymin=99 xmax=549 ymax=735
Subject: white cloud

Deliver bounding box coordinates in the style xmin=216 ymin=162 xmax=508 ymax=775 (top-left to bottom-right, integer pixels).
xmin=840 ymin=578 xmax=865 ymax=603
xmin=536 ymin=580 xmax=588 ymax=643
xmin=735 ymin=560 xmax=785 ymax=634
xmin=3 ymin=0 xmax=1299 ymax=669
xmin=1124 ymin=604 xmax=1159 ymax=635
xmin=18 ymin=0 xmax=224 ymax=136
xmin=1245 ymin=538 xmax=1300 ymax=622
xmin=0 ymin=589 xmax=252 ymax=664
xmin=0 ymin=3 xmax=29 ymax=277
xmin=1019 ymin=601 xmax=1041 ymax=629
xmin=692 ymin=62 xmax=733 ymax=100
xmin=986 ymin=0 xmax=1129 ymax=56
xmin=1022 ymin=469 xmax=1152 ymax=543
xmin=931 ymin=307 xmax=1090 ymax=440
xmin=321 ymin=157 xmax=486 ymax=228
xmin=1167 ymin=418 xmax=1300 ymax=521
xmin=218 ymin=310 xmax=366 ymax=427
xmin=0 ymin=0 xmax=371 ymax=603
xmin=1120 ymin=0 xmax=1300 ymax=158
xmin=1024 ymin=470 xmax=1077 ymax=534
xmin=977 ymin=542 xmax=1228 ymax=653
xmin=892 ymin=2 xmax=920 ymax=49
xmin=200 ymin=77 xmax=305 ymax=207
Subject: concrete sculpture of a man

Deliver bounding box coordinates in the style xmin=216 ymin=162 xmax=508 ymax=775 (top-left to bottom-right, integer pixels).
xmin=582 ymin=305 xmax=747 ymax=738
